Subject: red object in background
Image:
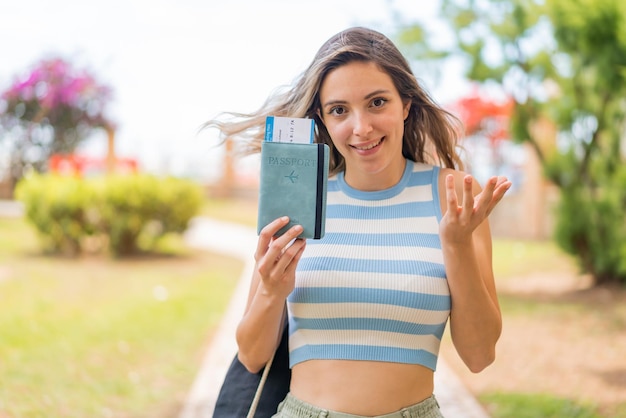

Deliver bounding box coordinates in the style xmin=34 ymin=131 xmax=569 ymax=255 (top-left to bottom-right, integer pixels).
xmin=448 ymin=90 xmax=515 ymax=143
xmin=49 ymin=154 xmax=138 ymax=177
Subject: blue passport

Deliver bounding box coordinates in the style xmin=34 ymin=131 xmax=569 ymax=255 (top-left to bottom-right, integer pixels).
xmin=257 ymin=141 xmax=329 ymax=239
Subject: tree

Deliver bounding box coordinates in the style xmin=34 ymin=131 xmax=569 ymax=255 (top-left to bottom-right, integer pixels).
xmin=397 ymin=0 xmax=626 ymax=285
xmin=0 ymin=57 xmax=113 ymax=190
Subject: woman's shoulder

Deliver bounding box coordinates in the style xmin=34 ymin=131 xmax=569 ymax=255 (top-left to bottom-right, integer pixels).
xmin=438 ymin=166 xmax=464 ymax=177
xmin=436 ymin=166 xmax=484 ymax=195
xmin=412 ymin=163 xmax=465 ymax=180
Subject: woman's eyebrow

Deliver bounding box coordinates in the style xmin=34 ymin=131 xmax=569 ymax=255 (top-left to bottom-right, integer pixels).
xmin=322 ymin=89 xmax=392 ymax=108
xmin=364 ymin=89 xmax=391 ymax=100
xmin=321 ymin=99 xmax=347 ymax=108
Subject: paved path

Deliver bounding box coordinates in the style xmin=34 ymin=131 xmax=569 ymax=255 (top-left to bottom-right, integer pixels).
xmin=180 ymin=217 xmax=491 ymax=418
xmin=0 ymin=200 xmax=23 ymax=218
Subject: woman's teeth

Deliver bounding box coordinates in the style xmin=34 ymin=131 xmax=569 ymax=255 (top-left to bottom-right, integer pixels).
xmin=354 ymin=138 xmax=383 ymax=150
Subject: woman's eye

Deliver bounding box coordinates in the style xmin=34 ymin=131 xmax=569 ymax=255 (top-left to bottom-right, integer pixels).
xmin=329 ymin=106 xmax=346 ymax=116
xmin=371 ymin=98 xmax=387 ymax=108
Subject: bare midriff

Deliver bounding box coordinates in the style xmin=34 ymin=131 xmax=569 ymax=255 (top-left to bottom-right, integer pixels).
xmin=290 ymin=359 xmax=434 ymax=415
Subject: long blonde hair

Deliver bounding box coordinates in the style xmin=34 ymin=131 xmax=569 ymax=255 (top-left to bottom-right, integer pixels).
xmin=204 ymin=27 xmax=464 ymax=176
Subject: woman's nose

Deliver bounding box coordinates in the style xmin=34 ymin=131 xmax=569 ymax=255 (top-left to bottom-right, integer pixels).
xmin=352 ymin=112 xmax=373 ymax=137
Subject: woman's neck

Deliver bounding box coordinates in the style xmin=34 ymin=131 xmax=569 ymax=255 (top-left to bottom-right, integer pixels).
xmin=343 ymin=158 xmax=407 ymax=191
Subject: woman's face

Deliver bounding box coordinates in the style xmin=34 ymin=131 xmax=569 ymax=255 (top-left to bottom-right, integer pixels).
xmin=319 ymin=61 xmax=410 ymax=191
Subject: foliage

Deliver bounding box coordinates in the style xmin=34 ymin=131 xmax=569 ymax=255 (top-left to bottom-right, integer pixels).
xmin=548 ymin=152 xmax=626 ymax=282
xmin=97 ymin=175 xmax=205 ymax=256
xmin=481 ymin=392 xmax=602 ymax=418
xmin=15 ymin=173 xmax=204 ymax=257
xmin=396 ymin=0 xmax=626 ymax=285
xmin=0 ymin=217 xmax=240 ymax=417
xmin=0 ymin=57 xmax=113 ymax=187
xmin=13 ymin=173 xmax=97 ymax=255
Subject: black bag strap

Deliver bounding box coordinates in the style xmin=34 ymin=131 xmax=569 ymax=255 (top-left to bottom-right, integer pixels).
xmin=247 ymin=350 xmax=276 ymax=417
xmin=213 ymin=322 xmax=291 ymax=418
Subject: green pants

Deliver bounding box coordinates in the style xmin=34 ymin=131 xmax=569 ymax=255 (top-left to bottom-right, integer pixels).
xmin=273 ymin=393 xmax=444 ymax=418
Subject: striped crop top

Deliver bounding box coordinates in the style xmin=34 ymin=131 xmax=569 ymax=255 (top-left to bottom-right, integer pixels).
xmin=287 ymin=160 xmax=450 ymax=371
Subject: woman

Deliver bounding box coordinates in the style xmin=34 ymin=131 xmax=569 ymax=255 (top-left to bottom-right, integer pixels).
xmin=207 ymin=27 xmax=511 ymax=418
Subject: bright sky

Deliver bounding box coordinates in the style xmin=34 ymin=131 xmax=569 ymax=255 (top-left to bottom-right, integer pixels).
xmin=0 ymin=0 xmax=462 ymax=181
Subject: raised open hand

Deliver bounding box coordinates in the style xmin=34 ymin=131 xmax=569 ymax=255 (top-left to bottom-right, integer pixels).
xmin=439 ymin=174 xmax=512 ymax=245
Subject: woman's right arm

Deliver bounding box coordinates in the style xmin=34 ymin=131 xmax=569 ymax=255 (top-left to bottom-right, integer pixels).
xmin=236 ymin=216 xmax=306 ymax=373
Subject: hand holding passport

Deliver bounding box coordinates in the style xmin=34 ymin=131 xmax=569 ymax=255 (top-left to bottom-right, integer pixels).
xmin=257 ymin=116 xmax=329 ymax=239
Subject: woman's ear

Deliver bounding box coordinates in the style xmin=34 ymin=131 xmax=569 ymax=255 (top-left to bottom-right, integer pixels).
xmin=403 ymin=100 xmax=411 ymax=121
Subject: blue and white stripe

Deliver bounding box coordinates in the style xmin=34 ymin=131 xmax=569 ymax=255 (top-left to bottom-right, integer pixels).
xmin=288 ymin=160 xmax=451 ymax=372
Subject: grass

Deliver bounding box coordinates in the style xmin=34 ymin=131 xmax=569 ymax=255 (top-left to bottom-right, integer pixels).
xmin=0 ymin=215 xmax=243 ymax=417
xmin=491 ymin=238 xmax=579 ymax=281
xmin=200 ymin=196 xmax=258 ymax=227
xmin=480 ymin=392 xmax=603 ymax=418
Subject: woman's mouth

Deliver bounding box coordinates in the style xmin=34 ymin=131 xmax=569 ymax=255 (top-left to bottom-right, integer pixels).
xmin=352 ymin=138 xmax=384 ymax=151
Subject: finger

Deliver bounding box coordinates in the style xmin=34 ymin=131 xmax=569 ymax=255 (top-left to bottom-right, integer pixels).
xmin=278 ymin=238 xmax=307 ymax=275
xmin=491 ymin=177 xmax=510 ymax=199
xmin=476 ymin=177 xmax=497 ymax=212
xmin=276 ymin=224 xmax=304 ymax=248
xmin=488 ymin=179 xmax=513 ymax=213
xmin=285 ymin=239 xmax=307 ymax=276
xmin=257 ymin=224 xmax=303 ymax=277
xmin=268 ymin=239 xmax=305 ymax=290
xmin=267 ymin=224 xmax=304 ymax=260
xmin=445 ymin=174 xmax=459 ymax=220
xmin=459 ymin=175 xmax=474 ymax=223
xmin=460 ymin=175 xmax=475 ymax=222
xmin=496 ymin=177 xmax=512 ymax=195
xmin=484 ymin=178 xmax=512 ymax=216
xmin=256 ymin=216 xmax=290 ymax=260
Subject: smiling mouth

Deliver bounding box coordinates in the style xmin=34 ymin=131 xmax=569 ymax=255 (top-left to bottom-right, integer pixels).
xmin=352 ymin=138 xmax=384 ymax=151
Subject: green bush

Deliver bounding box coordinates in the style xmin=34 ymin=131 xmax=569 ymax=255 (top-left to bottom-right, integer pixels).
xmin=15 ymin=174 xmax=98 ymax=256
xmin=549 ymin=151 xmax=626 ymax=285
xmin=15 ymin=173 xmax=204 ymax=257
xmin=97 ymin=175 xmax=204 ymax=256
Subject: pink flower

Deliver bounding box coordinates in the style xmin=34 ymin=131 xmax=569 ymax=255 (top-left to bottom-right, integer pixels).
xmin=1 ymin=56 xmax=113 ymax=128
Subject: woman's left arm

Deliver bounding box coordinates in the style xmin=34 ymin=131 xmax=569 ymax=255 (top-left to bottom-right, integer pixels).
xmin=438 ymin=169 xmax=512 ymax=373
